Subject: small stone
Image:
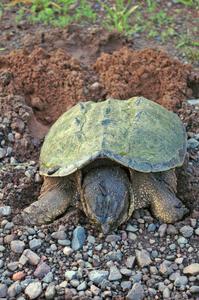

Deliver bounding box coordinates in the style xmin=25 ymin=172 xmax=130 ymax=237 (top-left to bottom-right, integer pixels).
xmin=180 ymin=225 xmax=194 ymax=238
xmin=187 ymin=138 xmax=199 ymax=149
xmin=23 ymin=249 xmax=40 ymax=265
xmin=89 ymin=270 xmax=109 ymax=284
xmin=147 ymin=224 xmax=156 ymax=232
xmin=58 ymin=239 xmax=71 ymax=246
xmin=34 ymin=262 xmax=51 ymax=279
xmin=0 ymin=206 xmax=11 ymax=216
xmin=128 ymin=232 xmax=137 ymax=240
xmin=29 ymin=238 xmax=42 ymax=250
xmin=63 ymin=246 xmax=73 ymax=256
xmin=136 ymin=249 xmax=152 ymax=267
xmin=159 ymin=260 xmax=173 ymax=276
xmin=70 ymin=279 xmax=79 ymax=287
xmin=108 ymin=266 xmax=122 ymax=281
xmin=71 ymin=226 xmax=86 ymax=251
xmin=51 ymin=230 xmax=67 ymax=240
xmin=90 ymin=284 xmax=100 ymax=295
xmin=11 ymin=240 xmax=25 ymax=253
xmin=43 ymin=272 xmax=54 ymax=283
xmin=87 ymin=235 xmax=96 ymax=244
xmin=77 ymin=281 xmax=87 ymax=291
xmin=12 ymin=271 xmax=26 ymax=281
xmin=0 ymin=283 xmax=7 ymax=298
xmin=120 ymin=268 xmax=132 ymax=276
xmin=45 ymin=283 xmax=56 ymax=299
xmin=126 ymin=224 xmax=138 ymax=232
xmin=183 ymin=264 xmax=199 ymax=275
xmin=126 ymin=282 xmax=144 ymax=300
xmin=174 ymin=275 xmax=188 ymax=287
xmin=121 ymin=281 xmax=132 ymax=290
xmin=7 ymin=261 xmax=18 ymax=271
xmin=190 ymin=286 xmax=199 ymax=293
xmin=0 ymin=245 xmax=5 ymax=252
xmin=195 ymin=228 xmax=199 ymax=235
xmin=167 ymin=225 xmax=178 ymax=235
xmin=105 ymin=234 xmax=121 ymax=242
xmin=177 ymin=236 xmax=187 ymax=245
xmin=158 ymin=224 xmax=167 ymax=237
xmin=126 ymin=256 xmax=135 ymax=268
xmin=65 ymin=270 xmax=77 ymax=280
xmin=163 ymin=287 xmax=170 ymax=298
xmin=4 ymin=221 xmax=14 ymax=230
xmin=25 ymin=281 xmax=42 ymax=299
xmin=7 ymin=282 xmax=21 ymax=298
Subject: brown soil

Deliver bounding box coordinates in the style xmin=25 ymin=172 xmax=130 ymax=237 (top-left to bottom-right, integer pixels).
xmin=94 ymin=47 xmax=194 ymax=110
xmin=0 ymin=45 xmax=197 ymax=130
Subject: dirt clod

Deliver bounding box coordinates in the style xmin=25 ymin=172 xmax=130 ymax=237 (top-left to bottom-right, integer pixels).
xmin=94 ymin=47 xmax=192 ymax=110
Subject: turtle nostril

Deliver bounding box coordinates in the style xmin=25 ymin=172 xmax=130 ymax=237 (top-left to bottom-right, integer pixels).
xmin=174 ymin=203 xmax=182 ymax=209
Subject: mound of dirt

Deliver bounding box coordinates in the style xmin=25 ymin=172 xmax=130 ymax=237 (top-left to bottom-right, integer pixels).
xmin=0 ymin=48 xmax=95 ymax=125
xmin=94 ymin=47 xmax=193 ymax=110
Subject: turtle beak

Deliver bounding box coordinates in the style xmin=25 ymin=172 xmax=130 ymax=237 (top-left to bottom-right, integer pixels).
xmin=101 ymin=223 xmax=110 ymax=235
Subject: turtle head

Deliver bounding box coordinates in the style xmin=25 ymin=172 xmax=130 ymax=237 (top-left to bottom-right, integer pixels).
xmin=81 ymin=166 xmax=131 ymax=234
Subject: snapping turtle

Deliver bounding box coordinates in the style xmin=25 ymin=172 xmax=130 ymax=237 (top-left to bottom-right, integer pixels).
xmin=21 ymin=97 xmax=188 ymax=233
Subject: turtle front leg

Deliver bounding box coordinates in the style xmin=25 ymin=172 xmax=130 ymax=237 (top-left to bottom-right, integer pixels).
xmin=19 ymin=176 xmax=77 ymax=225
xmin=130 ymin=170 xmax=189 ymax=223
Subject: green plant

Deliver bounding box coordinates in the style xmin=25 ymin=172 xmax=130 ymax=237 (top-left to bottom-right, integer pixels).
xmin=12 ymin=0 xmax=96 ymax=27
xmin=149 ymin=10 xmax=173 ymax=26
xmin=176 ymin=34 xmax=199 ymax=48
xmin=175 ymin=0 xmax=199 ymax=8
xmin=145 ymin=0 xmax=156 ymax=12
xmin=0 ymin=2 xmax=4 ymax=19
xmin=183 ymin=47 xmax=199 ymax=62
xmin=99 ymin=0 xmax=138 ymax=35
xmin=74 ymin=0 xmax=96 ymax=23
xmin=161 ymin=27 xmax=176 ymax=42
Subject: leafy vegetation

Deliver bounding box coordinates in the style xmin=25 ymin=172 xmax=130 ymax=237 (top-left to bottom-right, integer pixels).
xmin=9 ymin=0 xmax=96 ymax=26
xmin=99 ymin=0 xmax=138 ymax=35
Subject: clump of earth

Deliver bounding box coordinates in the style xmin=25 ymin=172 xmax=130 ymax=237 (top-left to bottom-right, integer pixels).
xmin=0 ymin=27 xmax=199 ymax=299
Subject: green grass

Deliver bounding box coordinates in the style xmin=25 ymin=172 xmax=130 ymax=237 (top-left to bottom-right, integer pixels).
xmin=175 ymin=0 xmax=199 ymax=8
xmin=11 ymin=0 xmax=96 ymax=26
xmin=99 ymin=0 xmax=138 ymax=35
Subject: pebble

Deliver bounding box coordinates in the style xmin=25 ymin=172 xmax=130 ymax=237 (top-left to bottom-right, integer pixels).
xmin=89 ymin=270 xmax=109 ymax=284
xmin=126 ymin=256 xmax=136 ymax=268
xmin=34 ymin=262 xmax=51 ymax=279
xmin=22 ymin=249 xmax=40 ymax=265
xmin=158 ymin=224 xmax=167 ymax=237
xmin=10 ymin=240 xmax=25 ymax=253
xmin=0 ymin=206 xmax=11 ymax=216
xmin=163 ymin=287 xmax=170 ymax=298
xmin=136 ymin=249 xmax=152 ymax=267
xmin=65 ymin=270 xmax=77 ymax=280
xmin=71 ymin=226 xmax=86 ymax=250
xmin=45 ymin=283 xmax=56 ymax=299
xmin=108 ymin=266 xmax=122 ymax=281
xmin=0 ymin=283 xmax=7 ymax=298
xmin=180 ymin=225 xmax=194 ymax=238
xmin=126 ymin=282 xmax=144 ymax=300
xmin=77 ymin=281 xmax=87 ymax=291
xmin=51 ymin=230 xmax=67 ymax=240
xmin=29 ymin=238 xmax=42 ymax=250
xmin=7 ymin=282 xmax=21 ymax=298
xmin=174 ymin=275 xmax=188 ymax=287
xmin=63 ymin=246 xmax=73 ymax=256
xmin=190 ymin=286 xmax=199 ymax=293
xmin=25 ymin=281 xmax=42 ymax=299
xmin=187 ymin=138 xmax=199 ymax=149
xmin=12 ymin=271 xmax=26 ymax=281
xmin=183 ymin=263 xmax=199 ymax=275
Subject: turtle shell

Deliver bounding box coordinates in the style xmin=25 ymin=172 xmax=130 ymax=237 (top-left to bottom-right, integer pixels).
xmin=40 ymin=97 xmax=186 ymax=176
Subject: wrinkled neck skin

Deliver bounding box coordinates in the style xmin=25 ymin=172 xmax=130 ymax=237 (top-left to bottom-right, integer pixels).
xmin=80 ymin=161 xmax=132 ymax=234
